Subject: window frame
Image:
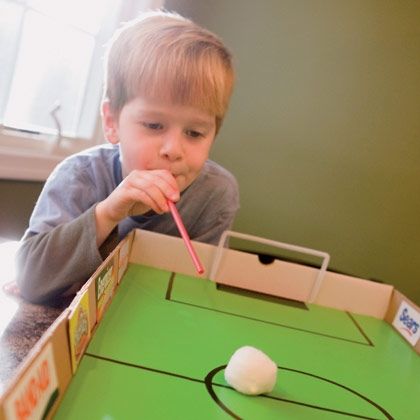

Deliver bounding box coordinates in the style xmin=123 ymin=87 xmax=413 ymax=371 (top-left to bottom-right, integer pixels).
xmin=0 ymin=0 xmax=164 ymax=181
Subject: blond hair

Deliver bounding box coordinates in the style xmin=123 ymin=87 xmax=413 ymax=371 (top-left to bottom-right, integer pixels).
xmin=103 ymin=10 xmax=234 ymax=132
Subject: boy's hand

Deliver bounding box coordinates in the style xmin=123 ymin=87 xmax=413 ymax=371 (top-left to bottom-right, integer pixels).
xmin=95 ymin=169 xmax=180 ymax=246
xmin=109 ymin=169 xmax=180 ymax=218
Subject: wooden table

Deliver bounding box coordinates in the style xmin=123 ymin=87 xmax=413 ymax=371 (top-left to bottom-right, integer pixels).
xmin=0 ymin=241 xmax=68 ymax=395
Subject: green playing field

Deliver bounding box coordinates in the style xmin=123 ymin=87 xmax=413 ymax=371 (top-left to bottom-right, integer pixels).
xmin=55 ymin=264 xmax=420 ymax=419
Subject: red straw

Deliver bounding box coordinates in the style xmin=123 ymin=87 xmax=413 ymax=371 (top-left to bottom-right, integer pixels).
xmin=167 ymin=200 xmax=205 ymax=274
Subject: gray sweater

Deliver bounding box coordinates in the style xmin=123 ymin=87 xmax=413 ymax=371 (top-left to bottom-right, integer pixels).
xmin=16 ymin=144 xmax=239 ymax=303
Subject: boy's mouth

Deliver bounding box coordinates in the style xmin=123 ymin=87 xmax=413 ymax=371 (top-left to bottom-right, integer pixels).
xmin=170 ymin=169 xmax=187 ymax=180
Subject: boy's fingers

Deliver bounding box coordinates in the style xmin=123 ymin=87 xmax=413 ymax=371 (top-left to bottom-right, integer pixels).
xmin=129 ymin=170 xmax=180 ymax=202
xmin=126 ymin=181 xmax=173 ymax=215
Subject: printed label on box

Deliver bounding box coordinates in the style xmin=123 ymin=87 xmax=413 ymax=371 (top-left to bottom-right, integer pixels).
xmin=96 ymin=262 xmax=115 ymax=320
xmin=68 ymin=289 xmax=91 ymax=373
xmin=4 ymin=342 xmax=59 ymax=420
xmin=392 ymin=300 xmax=420 ymax=346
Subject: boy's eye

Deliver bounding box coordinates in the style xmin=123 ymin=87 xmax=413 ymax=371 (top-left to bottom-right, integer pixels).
xmin=186 ymin=129 xmax=204 ymax=139
xmin=142 ymin=122 xmax=163 ymax=130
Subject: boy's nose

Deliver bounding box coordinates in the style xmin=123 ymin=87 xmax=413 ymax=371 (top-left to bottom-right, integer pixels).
xmin=159 ymin=132 xmax=183 ymax=161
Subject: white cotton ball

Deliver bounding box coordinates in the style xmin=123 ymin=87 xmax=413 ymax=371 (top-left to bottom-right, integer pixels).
xmin=224 ymin=346 xmax=278 ymax=395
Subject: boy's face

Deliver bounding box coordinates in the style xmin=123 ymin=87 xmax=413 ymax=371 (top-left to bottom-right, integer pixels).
xmin=102 ymin=96 xmax=217 ymax=192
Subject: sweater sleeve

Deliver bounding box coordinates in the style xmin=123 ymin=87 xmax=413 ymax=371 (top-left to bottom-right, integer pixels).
xmin=15 ymin=206 xmax=117 ymax=303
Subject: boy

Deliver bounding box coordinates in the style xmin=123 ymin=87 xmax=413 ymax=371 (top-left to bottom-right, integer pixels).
xmin=16 ymin=10 xmax=239 ymax=303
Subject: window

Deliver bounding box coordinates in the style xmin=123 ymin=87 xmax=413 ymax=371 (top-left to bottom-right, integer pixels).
xmin=0 ymin=0 xmax=163 ymax=180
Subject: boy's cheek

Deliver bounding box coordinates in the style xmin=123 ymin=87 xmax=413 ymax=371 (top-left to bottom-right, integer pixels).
xmin=120 ymin=150 xmax=150 ymax=173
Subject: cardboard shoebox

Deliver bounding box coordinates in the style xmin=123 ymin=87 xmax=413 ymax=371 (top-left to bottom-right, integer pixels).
xmin=0 ymin=229 xmax=419 ymax=420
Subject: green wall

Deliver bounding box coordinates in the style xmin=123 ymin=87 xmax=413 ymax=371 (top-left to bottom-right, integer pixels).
xmin=167 ymin=0 xmax=420 ymax=304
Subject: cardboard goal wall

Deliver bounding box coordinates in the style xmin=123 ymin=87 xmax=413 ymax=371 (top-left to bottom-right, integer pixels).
xmin=0 ymin=229 xmax=418 ymax=420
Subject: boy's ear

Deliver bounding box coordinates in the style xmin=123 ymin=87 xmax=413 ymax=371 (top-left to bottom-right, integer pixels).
xmin=101 ymin=100 xmax=119 ymax=144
